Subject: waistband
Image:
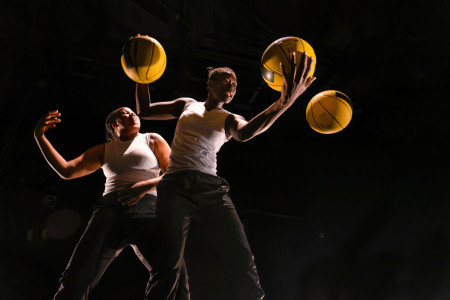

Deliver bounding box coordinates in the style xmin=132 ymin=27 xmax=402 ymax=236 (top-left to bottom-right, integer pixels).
xmin=93 ymin=191 xmax=157 ymax=207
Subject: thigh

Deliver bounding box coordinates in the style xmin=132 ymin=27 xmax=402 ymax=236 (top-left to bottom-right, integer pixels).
xmin=129 ymin=216 xmax=160 ymax=270
xmin=156 ymin=176 xmax=197 ymax=269
xmin=196 ymin=192 xmax=265 ymax=300
xmin=198 ymin=193 xmax=255 ymax=273
xmin=56 ymin=203 xmax=127 ymax=295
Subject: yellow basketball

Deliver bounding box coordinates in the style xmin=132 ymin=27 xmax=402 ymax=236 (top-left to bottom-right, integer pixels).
xmin=261 ymin=36 xmax=316 ymax=92
xmin=306 ymin=90 xmax=352 ymax=134
xmin=121 ymin=36 xmax=167 ymax=84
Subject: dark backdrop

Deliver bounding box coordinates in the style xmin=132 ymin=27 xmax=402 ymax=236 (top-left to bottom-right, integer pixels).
xmin=1 ymin=0 xmax=450 ymax=299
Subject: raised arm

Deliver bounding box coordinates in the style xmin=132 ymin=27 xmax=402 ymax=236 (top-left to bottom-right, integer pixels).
xmin=34 ymin=110 xmax=104 ymax=179
xmin=225 ymin=52 xmax=316 ymax=142
xmin=117 ymin=132 xmax=171 ymax=206
xmin=135 ymin=83 xmax=195 ymax=120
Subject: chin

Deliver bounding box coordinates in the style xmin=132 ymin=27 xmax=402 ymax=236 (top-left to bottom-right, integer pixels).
xmin=225 ymin=97 xmax=234 ymax=104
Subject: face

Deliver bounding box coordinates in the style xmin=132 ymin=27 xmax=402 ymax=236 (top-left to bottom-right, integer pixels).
xmin=113 ymin=107 xmax=140 ymax=133
xmin=209 ymin=72 xmax=237 ymax=103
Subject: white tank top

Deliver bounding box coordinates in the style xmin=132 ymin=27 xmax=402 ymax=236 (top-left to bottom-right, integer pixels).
xmin=167 ymin=101 xmax=232 ymax=175
xmin=102 ymin=133 xmax=160 ymax=195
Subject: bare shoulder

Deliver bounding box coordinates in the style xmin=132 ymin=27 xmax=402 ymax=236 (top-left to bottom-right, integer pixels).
xmin=176 ymin=97 xmax=196 ymax=107
xmin=85 ymin=143 xmax=106 ymax=164
xmin=225 ymin=113 xmax=247 ymax=137
xmin=148 ymin=132 xmax=170 ymax=151
xmin=149 ymin=132 xmax=166 ymax=143
xmin=88 ymin=143 xmax=106 ymax=154
xmin=232 ymin=113 xmax=246 ymax=120
xmin=225 ymin=113 xmax=246 ymax=124
xmin=162 ymin=97 xmax=196 ymax=117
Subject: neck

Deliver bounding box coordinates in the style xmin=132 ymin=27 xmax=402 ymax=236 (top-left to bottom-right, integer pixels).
xmin=205 ymin=96 xmax=224 ymax=111
xmin=118 ymin=131 xmax=139 ymax=141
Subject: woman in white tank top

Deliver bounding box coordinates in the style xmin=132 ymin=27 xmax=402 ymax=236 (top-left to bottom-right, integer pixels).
xmin=134 ymin=33 xmax=315 ymax=300
xmin=34 ymin=107 xmax=189 ymax=300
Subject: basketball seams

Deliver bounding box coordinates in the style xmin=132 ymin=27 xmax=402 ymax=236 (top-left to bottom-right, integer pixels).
xmin=121 ymin=37 xmax=166 ymax=84
xmin=261 ymin=64 xmax=279 ymax=78
xmin=261 ymin=37 xmax=315 ymax=92
xmin=306 ymin=91 xmax=352 ymax=134
xmin=261 ymin=63 xmax=282 ymax=89
xmin=333 ymin=96 xmax=353 ymax=114
xmin=148 ymin=54 xmax=166 ymax=82
xmin=309 ymin=98 xmax=324 ymax=132
xmin=278 ymin=43 xmax=292 ymax=72
xmin=322 ymin=92 xmax=352 ymax=114
xmin=145 ymin=42 xmax=156 ymax=81
xmin=315 ymin=95 xmax=349 ymax=129
xmin=316 ymin=96 xmax=344 ymax=129
xmin=335 ymin=91 xmax=350 ymax=101
xmin=132 ymin=39 xmax=141 ymax=81
xmin=261 ymin=40 xmax=296 ymax=91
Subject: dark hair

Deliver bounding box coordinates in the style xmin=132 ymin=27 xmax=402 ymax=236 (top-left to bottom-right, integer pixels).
xmin=105 ymin=108 xmax=121 ymax=141
xmin=206 ymin=67 xmax=236 ymax=89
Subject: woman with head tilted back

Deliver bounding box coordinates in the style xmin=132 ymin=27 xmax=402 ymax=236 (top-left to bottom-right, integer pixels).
xmin=34 ymin=107 xmax=189 ymax=300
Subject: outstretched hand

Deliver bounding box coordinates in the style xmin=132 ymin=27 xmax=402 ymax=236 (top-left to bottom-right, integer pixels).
xmin=35 ymin=110 xmax=61 ymax=137
xmin=280 ymin=52 xmax=316 ymax=106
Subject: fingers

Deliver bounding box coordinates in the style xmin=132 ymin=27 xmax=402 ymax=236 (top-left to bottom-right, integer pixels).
xmin=118 ymin=196 xmax=131 ymax=206
xmin=43 ymin=110 xmax=61 ymax=127
xmin=303 ymin=54 xmax=314 ymax=80
xmin=291 ymin=52 xmax=298 ymax=82
xmin=305 ymin=76 xmax=317 ymax=89
xmin=37 ymin=110 xmax=61 ymax=130
xmin=280 ymin=61 xmax=287 ymax=79
xmin=117 ymin=191 xmax=127 ymax=205
xmin=284 ymin=52 xmax=314 ymax=84
xmin=117 ymin=191 xmax=140 ymax=206
xmin=129 ymin=33 xmax=140 ymax=40
xmin=302 ymin=55 xmax=316 ymax=89
xmin=119 ymin=198 xmax=139 ymax=206
xmin=130 ymin=33 xmax=150 ymax=40
xmin=128 ymin=198 xmax=140 ymax=206
xmin=295 ymin=51 xmax=310 ymax=82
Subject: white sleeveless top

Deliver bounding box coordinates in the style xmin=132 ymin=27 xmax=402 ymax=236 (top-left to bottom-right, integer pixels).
xmin=102 ymin=133 xmax=160 ymax=195
xmin=167 ymin=101 xmax=231 ymax=175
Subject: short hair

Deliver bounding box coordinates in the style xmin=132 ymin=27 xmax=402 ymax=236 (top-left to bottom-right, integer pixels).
xmin=206 ymin=67 xmax=236 ymax=89
xmin=105 ymin=108 xmax=122 ymax=141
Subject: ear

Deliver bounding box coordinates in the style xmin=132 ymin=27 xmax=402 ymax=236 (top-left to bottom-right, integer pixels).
xmin=207 ymin=80 xmax=213 ymax=90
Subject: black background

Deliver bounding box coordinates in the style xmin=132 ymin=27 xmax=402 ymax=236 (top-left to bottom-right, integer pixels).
xmin=1 ymin=0 xmax=450 ymax=299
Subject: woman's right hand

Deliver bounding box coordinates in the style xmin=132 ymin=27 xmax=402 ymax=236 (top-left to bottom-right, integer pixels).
xmin=35 ymin=110 xmax=61 ymax=137
xmin=129 ymin=33 xmax=149 ymax=40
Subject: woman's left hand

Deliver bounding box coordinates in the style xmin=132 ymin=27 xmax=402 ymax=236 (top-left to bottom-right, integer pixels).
xmin=117 ymin=181 xmax=153 ymax=206
xmin=280 ymin=52 xmax=316 ymax=106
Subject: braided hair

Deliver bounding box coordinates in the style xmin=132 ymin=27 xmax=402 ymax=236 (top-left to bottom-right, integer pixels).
xmin=206 ymin=67 xmax=236 ymax=90
xmin=104 ymin=108 xmax=122 ymax=141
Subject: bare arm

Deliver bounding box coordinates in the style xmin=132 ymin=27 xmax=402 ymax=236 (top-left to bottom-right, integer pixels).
xmin=135 ymin=83 xmax=195 ymax=120
xmin=117 ymin=132 xmax=171 ymax=206
xmin=225 ymin=52 xmax=316 ymax=142
xmin=150 ymin=132 xmax=171 ymax=173
xmin=34 ymin=110 xmax=104 ymax=179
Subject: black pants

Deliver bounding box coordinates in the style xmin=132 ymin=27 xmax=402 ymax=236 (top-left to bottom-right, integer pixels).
xmin=53 ymin=192 xmax=190 ymax=300
xmin=147 ymin=170 xmax=265 ymax=300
